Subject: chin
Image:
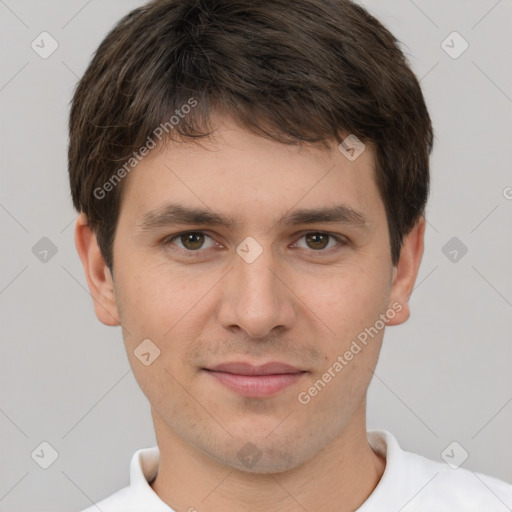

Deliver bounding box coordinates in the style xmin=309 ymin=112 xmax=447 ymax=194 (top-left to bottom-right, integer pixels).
xmin=205 ymin=433 xmax=317 ymax=475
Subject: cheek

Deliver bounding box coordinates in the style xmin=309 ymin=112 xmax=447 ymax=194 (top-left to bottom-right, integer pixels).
xmin=115 ymin=263 xmax=211 ymax=384
xmin=114 ymin=267 xmax=196 ymax=406
xmin=116 ymin=260 xmax=203 ymax=335
xmin=306 ymin=260 xmax=390 ymax=404
xmin=303 ymin=260 xmax=391 ymax=342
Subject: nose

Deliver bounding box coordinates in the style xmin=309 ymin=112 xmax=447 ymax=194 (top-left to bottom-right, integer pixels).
xmin=216 ymin=243 xmax=297 ymax=339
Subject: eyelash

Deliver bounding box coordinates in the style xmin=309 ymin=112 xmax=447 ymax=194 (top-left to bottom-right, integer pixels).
xmin=161 ymin=230 xmax=348 ymax=256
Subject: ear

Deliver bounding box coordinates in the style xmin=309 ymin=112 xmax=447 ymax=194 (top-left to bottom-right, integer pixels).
xmin=74 ymin=213 xmax=120 ymax=326
xmin=387 ymin=216 xmax=426 ymax=326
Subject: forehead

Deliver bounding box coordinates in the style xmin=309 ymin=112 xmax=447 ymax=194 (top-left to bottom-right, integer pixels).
xmin=117 ymin=117 xmax=384 ymax=231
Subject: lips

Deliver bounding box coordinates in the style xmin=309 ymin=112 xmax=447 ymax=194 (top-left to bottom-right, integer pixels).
xmin=207 ymin=361 xmax=304 ymax=376
xmin=204 ymin=361 xmax=307 ymax=397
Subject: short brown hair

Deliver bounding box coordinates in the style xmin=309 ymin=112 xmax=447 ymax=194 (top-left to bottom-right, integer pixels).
xmin=68 ymin=0 xmax=433 ymax=271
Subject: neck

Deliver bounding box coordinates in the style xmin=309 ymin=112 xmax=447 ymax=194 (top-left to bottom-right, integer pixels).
xmin=150 ymin=404 xmax=385 ymax=512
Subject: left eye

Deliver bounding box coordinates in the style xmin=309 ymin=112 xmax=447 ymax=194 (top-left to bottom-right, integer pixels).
xmin=293 ymin=232 xmax=344 ymax=251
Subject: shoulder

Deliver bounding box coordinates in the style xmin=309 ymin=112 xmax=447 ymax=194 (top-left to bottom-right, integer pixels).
xmin=79 ymin=446 xmax=173 ymax=512
xmin=80 ymin=486 xmax=133 ymax=512
xmin=79 ymin=482 xmax=174 ymax=512
xmin=401 ymin=448 xmax=512 ymax=510
xmin=364 ymin=430 xmax=512 ymax=511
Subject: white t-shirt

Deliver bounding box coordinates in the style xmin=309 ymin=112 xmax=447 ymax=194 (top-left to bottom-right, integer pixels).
xmin=81 ymin=430 xmax=512 ymax=511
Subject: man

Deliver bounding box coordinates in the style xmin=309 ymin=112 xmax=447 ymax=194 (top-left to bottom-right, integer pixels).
xmin=69 ymin=0 xmax=512 ymax=510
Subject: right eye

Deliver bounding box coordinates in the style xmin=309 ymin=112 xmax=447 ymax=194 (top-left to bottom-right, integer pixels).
xmin=162 ymin=231 xmax=218 ymax=253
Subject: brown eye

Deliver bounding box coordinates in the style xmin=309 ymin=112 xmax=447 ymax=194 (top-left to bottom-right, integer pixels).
xmin=179 ymin=232 xmax=206 ymax=250
xmin=164 ymin=231 xmax=216 ymax=252
xmin=293 ymin=232 xmax=346 ymax=253
xmin=304 ymin=232 xmax=330 ymax=250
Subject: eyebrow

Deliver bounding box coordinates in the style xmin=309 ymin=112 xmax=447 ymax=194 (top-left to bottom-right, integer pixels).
xmin=136 ymin=202 xmax=370 ymax=232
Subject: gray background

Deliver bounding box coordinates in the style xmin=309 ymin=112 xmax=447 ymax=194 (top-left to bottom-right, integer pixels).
xmin=1 ymin=0 xmax=511 ymax=510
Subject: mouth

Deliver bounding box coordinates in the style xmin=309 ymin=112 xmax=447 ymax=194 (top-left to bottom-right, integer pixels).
xmin=203 ymin=361 xmax=307 ymax=398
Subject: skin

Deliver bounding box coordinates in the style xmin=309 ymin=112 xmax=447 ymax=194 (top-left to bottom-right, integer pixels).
xmin=75 ymin=114 xmax=425 ymax=512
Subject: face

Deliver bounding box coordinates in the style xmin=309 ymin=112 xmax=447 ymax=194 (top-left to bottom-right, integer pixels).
xmin=98 ymin=115 xmax=409 ymax=473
